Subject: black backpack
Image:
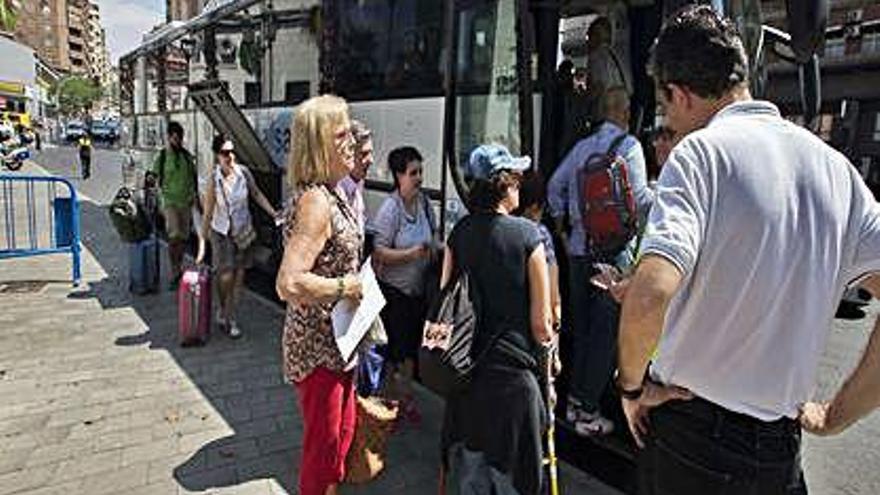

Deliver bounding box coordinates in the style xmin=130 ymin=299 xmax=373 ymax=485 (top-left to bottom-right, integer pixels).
xmin=108 ymin=187 xmax=152 ymax=242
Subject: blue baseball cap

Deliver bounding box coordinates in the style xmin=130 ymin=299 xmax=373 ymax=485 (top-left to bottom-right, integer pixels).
xmin=466 ymin=144 xmax=531 ymax=180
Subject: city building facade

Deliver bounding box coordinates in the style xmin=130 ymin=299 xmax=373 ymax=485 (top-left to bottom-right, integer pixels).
xmin=169 ymin=0 xmax=204 ymax=22
xmin=13 ymin=0 xmax=112 ymax=83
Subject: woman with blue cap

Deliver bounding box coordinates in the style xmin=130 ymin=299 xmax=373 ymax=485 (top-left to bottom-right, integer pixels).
xmin=439 ymin=143 xmax=556 ymax=494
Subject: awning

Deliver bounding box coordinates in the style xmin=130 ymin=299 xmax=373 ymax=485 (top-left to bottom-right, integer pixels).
xmin=0 ymin=81 xmax=25 ymax=96
xmin=119 ymin=0 xmax=263 ymax=64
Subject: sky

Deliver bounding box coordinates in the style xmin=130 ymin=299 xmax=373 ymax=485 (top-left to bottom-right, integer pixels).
xmin=96 ymin=0 xmax=164 ymax=64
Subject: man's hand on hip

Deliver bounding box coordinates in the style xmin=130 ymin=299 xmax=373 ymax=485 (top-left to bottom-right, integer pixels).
xmin=622 ymin=381 xmax=693 ymax=449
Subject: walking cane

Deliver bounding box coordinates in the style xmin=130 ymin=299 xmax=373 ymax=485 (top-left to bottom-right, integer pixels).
xmin=543 ymin=347 xmax=560 ymax=495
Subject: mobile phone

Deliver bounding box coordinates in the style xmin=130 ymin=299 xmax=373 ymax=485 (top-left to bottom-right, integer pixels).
xmin=590 ymin=263 xmax=622 ymax=290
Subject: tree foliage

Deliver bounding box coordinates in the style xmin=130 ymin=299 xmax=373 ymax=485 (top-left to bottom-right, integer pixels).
xmin=55 ymin=77 xmax=103 ymax=115
xmin=0 ymin=0 xmax=17 ymax=32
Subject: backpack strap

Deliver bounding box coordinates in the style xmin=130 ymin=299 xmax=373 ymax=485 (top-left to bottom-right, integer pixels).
xmin=239 ymin=164 xmax=257 ymax=197
xmin=181 ymin=148 xmax=197 ymax=193
xmin=608 ymin=49 xmax=629 ymax=94
xmin=158 ymin=149 xmax=166 ymax=188
xmin=606 ymin=132 xmax=629 ymax=159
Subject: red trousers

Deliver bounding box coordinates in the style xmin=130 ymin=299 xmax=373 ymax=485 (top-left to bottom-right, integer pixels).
xmin=294 ymin=367 xmax=357 ymax=495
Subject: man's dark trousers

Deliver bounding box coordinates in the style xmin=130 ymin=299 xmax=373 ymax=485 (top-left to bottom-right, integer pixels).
xmin=568 ymin=255 xmax=619 ymax=412
xmin=638 ymin=397 xmax=808 ymax=495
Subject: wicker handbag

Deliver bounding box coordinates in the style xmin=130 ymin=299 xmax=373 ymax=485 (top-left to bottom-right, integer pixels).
xmin=344 ymin=395 xmax=399 ymax=484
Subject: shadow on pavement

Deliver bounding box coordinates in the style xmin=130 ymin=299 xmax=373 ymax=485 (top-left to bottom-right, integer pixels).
xmin=75 ymin=199 xmax=302 ymax=492
xmin=70 ymin=199 xmax=444 ymax=494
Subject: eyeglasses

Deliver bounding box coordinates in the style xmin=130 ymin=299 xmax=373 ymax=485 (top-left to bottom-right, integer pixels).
xmin=218 ymin=149 xmax=233 ymax=157
xmin=334 ymin=127 xmax=353 ymax=142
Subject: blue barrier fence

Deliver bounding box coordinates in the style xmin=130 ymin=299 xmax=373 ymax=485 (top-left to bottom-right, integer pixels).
xmin=0 ymin=175 xmax=82 ymax=286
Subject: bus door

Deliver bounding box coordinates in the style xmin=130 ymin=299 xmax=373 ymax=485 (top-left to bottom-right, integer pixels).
xmin=440 ymin=0 xmax=534 ymax=232
xmin=529 ymin=1 xmax=664 ymax=179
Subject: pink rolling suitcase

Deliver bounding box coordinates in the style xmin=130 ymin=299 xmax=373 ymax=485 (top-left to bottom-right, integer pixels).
xmin=178 ymin=267 xmax=212 ymax=346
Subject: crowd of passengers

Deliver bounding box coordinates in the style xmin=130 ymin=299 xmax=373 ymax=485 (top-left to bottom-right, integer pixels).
xmin=141 ymin=7 xmax=880 ymax=495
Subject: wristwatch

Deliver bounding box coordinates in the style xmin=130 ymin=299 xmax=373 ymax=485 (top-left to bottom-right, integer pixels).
xmin=615 ymin=369 xmax=644 ymax=401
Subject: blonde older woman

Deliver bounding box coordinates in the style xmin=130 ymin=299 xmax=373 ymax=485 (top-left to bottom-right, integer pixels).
xmin=276 ymin=95 xmax=363 ymax=495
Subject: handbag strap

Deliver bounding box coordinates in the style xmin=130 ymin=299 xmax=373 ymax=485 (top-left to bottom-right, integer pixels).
xmin=217 ymin=167 xmax=236 ymax=234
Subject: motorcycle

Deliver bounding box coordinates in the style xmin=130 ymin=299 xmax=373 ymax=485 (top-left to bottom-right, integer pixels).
xmin=1 ymin=140 xmax=29 ymax=171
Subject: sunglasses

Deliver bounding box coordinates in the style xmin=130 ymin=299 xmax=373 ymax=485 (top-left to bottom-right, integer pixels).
xmin=219 ymin=149 xmax=233 ymax=157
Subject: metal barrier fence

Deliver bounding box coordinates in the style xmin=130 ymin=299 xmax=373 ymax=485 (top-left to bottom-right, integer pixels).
xmin=0 ymin=175 xmax=82 ymax=286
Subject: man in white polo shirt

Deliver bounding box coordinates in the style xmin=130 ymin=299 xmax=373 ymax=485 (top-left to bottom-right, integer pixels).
xmin=615 ymin=6 xmax=880 ymax=494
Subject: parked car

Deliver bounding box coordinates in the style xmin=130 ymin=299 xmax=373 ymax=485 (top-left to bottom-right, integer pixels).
xmin=89 ymin=121 xmax=118 ymax=144
xmin=64 ymin=122 xmax=87 ymax=143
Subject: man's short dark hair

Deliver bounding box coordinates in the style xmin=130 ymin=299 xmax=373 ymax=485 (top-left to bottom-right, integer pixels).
xmin=650 ymin=5 xmax=749 ymax=99
xmin=388 ymin=146 xmax=423 ymax=189
xmin=167 ymin=121 xmax=184 ymax=138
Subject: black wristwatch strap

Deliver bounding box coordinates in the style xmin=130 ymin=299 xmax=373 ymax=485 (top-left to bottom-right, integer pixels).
xmin=618 ymin=383 xmax=644 ymax=401
xmin=615 ymin=369 xmax=646 ymax=401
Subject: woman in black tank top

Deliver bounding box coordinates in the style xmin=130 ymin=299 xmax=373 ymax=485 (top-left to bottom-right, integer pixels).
xmin=438 ymin=144 xmax=556 ymax=495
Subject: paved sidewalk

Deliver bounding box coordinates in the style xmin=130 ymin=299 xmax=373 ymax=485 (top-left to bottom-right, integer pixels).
xmin=0 ymin=165 xmax=619 ymax=494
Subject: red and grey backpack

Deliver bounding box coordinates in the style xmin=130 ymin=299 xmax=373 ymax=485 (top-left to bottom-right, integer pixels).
xmin=577 ymin=133 xmax=637 ymax=259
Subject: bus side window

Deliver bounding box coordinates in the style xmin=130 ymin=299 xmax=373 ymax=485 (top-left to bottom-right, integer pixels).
xmin=332 ymin=0 xmax=445 ymax=100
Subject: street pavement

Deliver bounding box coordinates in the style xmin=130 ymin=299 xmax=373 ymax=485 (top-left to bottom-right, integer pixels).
xmin=0 ymin=149 xmax=619 ymax=494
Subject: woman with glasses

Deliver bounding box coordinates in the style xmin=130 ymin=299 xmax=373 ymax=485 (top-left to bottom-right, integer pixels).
xmin=369 ymin=145 xmax=438 ymax=420
xmin=275 ymin=95 xmax=363 ymax=495
xmin=196 ymin=134 xmax=277 ymax=339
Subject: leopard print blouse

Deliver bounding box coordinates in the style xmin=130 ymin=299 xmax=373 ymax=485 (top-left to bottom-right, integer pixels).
xmin=281 ymin=184 xmax=362 ymax=383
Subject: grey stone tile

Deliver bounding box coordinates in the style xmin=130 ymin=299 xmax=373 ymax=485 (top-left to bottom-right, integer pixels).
xmin=50 ymin=449 xmax=121 ymax=484
xmin=176 ymin=465 xmax=238 ymax=492
xmin=148 ymin=451 xmax=205 ymax=485
xmin=0 ymin=447 xmax=31 ymax=475
xmin=79 ymin=462 xmax=149 ymax=495
xmin=205 ymin=439 xmax=261 ymax=468
xmin=120 ymin=438 xmax=180 ymax=467
xmin=10 ymin=478 xmax=83 ymax=495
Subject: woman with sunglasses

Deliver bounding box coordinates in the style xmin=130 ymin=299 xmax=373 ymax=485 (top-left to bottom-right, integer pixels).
xmin=196 ymin=134 xmax=278 ymax=339
xmin=369 ymin=145 xmax=439 ymax=420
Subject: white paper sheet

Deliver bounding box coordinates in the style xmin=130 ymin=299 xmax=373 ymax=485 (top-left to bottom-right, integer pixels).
xmin=331 ymin=257 xmax=386 ymax=362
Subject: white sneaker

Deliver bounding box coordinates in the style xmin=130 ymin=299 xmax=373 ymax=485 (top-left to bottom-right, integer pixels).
xmin=574 ymin=411 xmax=615 ymax=437
xmin=228 ymin=320 xmax=242 ymax=339
xmin=566 ymin=402 xmax=583 ymax=423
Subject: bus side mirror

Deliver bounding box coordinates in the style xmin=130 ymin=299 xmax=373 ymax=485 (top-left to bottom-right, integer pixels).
xmin=786 ymin=0 xmax=829 ymax=64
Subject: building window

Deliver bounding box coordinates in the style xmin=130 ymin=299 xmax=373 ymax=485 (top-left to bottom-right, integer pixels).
xmin=873 ymin=113 xmax=880 ymax=142
xmin=284 ymin=81 xmax=310 ymax=105
xmin=331 ymin=0 xmax=445 ymax=100
xmin=865 ymin=33 xmax=880 ymax=54
xmin=244 ymin=82 xmax=261 ymax=106
xmin=825 ymin=38 xmax=845 ymax=58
